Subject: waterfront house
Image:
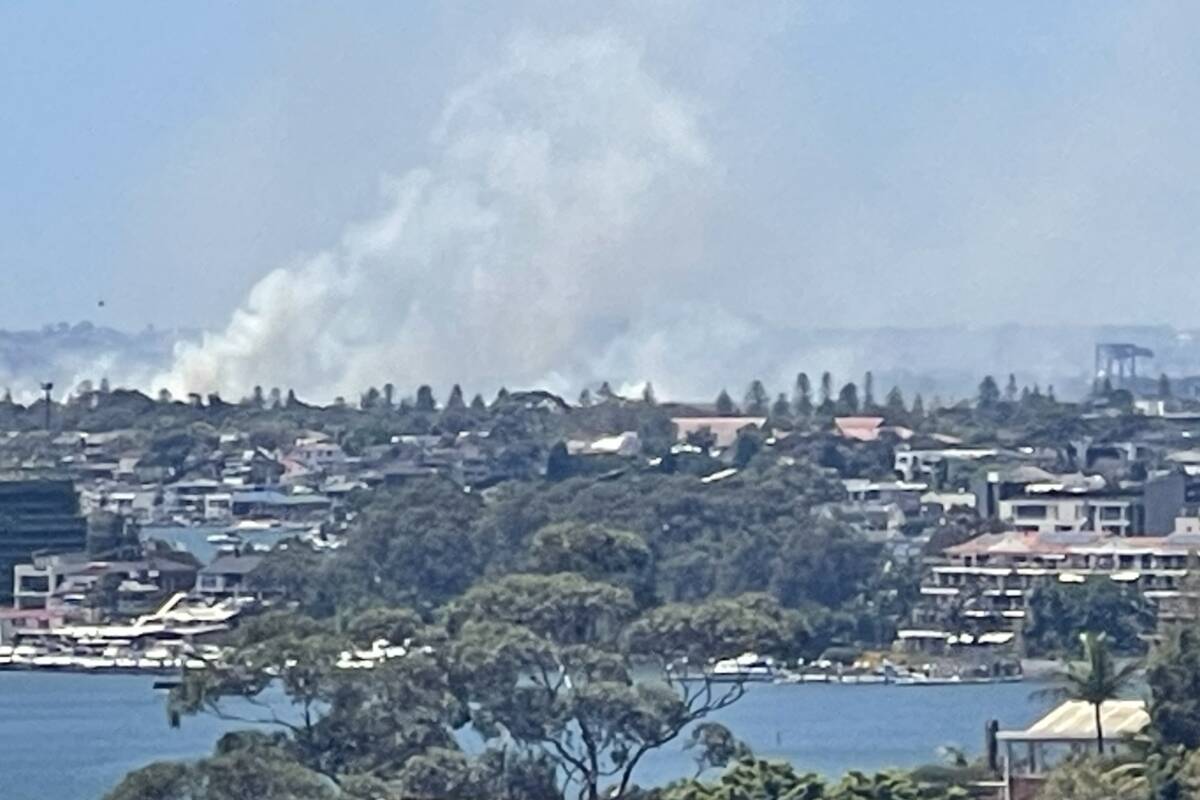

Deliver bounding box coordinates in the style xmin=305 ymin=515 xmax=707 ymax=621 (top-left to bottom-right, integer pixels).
xmin=13 ymin=551 xmax=89 ymax=609
xmin=997 ymin=699 xmax=1149 ymax=800
xmin=196 ymin=554 xmax=265 ymax=600
xmin=913 ymin=528 xmax=1200 ymax=639
xmin=38 ymin=555 xmax=200 ymax=618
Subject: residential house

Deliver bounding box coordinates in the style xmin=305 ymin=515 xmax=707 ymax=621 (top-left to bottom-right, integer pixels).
xmin=17 ymin=552 xmax=199 ymax=617
xmin=894 ymin=445 xmax=1000 ymax=483
xmin=230 ymin=490 xmax=331 ymax=521
xmin=164 ymin=478 xmax=226 ymax=519
xmin=567 ymin=432 xmax=642 ymax=458
xmin=997 ymin=471 xmax=1185 ymax=536
xmin=672 ymin=417 xmax=766 ymax=449
xmin=842 ymin=479 xmax=928 ymax=515
xmin=13 ymin=552 xmax=89 ymax=610
xmin=290 ymin=439 xmax=347 ymax=472
xmin=834 ymin=416 xmax=886 ymax=442
xmin=196 ymin=554 xmax=265 ymax=600
xmin=998 ymin=700 xmax=1149 ymax=800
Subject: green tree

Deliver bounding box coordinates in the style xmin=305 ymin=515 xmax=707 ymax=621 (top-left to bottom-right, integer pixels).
xmin=744 ymin=381 xmax=770 ymax=417
xmin=446 ymin=572 xmax=635 ymax=645
xmin=1159 ymin=373 xmax=1173 ymax=399
xmin=104 ymin=735 xmax=348 ymax=800
xmin=330 ymin=479 xmax=485 ymax=610
xmin=546 ymin=442 xmax=573 ymax=482
xmin=793 ymin=372 xmax=813 ymax=418
xmin=885 ymin=386 xmax=906 ymax=417
xmin=446 ymin=384 xmax=466 ymax=410
xmin=770 ymin=393 xmax=792 ymax=421
xmin=715 ymin=390 xmax=736 ymax=417
xmin=1035 ymin=758 xmax=1150 ymax=800
xmin=360 ymin=386 xmax=381 ymax=410
xmin=818 ymin=372 xmax=835 ymax=415
xmin=1041 ymin=632 xmax=1140 ymax=754
xmin=447 ymin=582 xmax=783 ymax=800
xmin=1005 ymin=373 xmax=1019 ymax=403
xmin=978 ymin=376 xmax=1001 ymax=409
xmin=1148 ymin=626 xmax=1200 ymax=750
xmin=862 ymin=372 xmax=875 ymax=411
xmin=527 ymin=523 xmax=651 ymax=591
xmin=911 ymin=394 xmax=925 ymax=418
xmin=168 ymin=618 xmax=462 ymax=787
xmin=1025 ymin=581 xmax=1154 ymax=657
xmin=658 ymin=759 xmax=971 ymax=800
xmin=836 ymin=383 xmax=859 ymax=415
xmin=643 ymin=382 xmax=658 ymax=406
xmin=733 ymin=429 xmax=763 ymax=469
xmin=103 ymin=761 xmax=199 ymax=800
xmin=415 ymin=385 xmax=437 ymax=412
xmin=684 ymin=723 xmax=752 ymax=778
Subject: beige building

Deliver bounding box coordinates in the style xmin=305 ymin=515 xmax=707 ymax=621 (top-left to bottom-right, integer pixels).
xmin=915 ymin=529 xmax=1198 ymax=635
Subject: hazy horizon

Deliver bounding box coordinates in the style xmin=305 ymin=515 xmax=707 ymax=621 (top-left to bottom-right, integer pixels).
xmin=5 ymin=2 xmax=1200 ymax=399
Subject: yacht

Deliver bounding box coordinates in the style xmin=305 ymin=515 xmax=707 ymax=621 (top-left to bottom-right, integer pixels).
xmin=708 ymin=652 xmax=778 ymax=682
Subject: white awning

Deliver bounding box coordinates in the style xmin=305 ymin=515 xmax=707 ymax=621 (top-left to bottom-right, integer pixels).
xmin=998 ymin=700 xmax=1148 ymax=742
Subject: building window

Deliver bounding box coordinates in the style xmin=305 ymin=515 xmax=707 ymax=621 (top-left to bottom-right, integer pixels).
xmin=18 ymin=575 xmax=49 ymax=593
xmin=1014 ymin=505 xmax=1047 ymax=519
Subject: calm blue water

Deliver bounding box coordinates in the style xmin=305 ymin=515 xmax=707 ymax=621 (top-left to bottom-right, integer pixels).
xmin=0 ymin=673 xmax=1053 ymax=800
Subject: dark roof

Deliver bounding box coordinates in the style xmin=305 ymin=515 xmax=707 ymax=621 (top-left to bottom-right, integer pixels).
xmin=200 ymin=554 xmax=264 ymax=576
xmin=231 ymin=490 xmax=330 ymax=507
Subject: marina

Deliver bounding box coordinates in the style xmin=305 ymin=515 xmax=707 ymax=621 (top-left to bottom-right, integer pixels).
xmin=701 ymin=651 xmax=1025 ymax=686
xmin=0 ymin=592 xmax=243 ymax=675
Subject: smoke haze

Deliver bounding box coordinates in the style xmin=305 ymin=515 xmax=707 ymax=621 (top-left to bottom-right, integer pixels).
xmin=160 ymin=31 xmax=727 ymax=401
xmin=8 ymin=3 xmax=1200 ymax=401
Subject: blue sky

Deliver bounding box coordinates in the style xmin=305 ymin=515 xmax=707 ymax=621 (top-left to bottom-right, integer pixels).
xmin=3 ymin=2 xmax=1198 ymax=340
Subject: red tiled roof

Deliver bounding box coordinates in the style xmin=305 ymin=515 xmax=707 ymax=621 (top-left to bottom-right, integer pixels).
xmin=834 ymin=417 xmax=886 ymax=442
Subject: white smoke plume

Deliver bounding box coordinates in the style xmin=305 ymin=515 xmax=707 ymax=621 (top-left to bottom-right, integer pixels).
xmin=159 ymin=30 xmax=729 ymax=403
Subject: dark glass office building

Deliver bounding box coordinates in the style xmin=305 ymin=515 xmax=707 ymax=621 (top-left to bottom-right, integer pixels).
xmin=0 ymin=480 xmax=87 ymax=601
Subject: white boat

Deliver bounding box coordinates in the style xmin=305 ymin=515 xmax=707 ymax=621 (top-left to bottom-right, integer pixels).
xmin=708 ymin=652 xmax=778 ymax=682
xmin=231 ymin=519 xmax=278 ymax=532
xmin=206 ymin=533 xmax=242 ymax=545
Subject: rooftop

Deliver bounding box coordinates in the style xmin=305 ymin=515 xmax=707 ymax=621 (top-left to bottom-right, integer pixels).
xmin=834 ymin=416 xmax=885 ymax=442
xmin=201 ymin=554 xmax=264 ymax=575
xmin=998 ymin=700 xmax=1148 ymax=742
xmin=945 ymin=529 xmax=1200 ymax=558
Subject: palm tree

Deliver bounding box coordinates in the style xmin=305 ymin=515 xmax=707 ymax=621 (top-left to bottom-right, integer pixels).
xmin=1040 ymin=632 xmax=1140 ymax=754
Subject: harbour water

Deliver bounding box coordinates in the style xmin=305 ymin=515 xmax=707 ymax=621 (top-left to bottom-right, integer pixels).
xmin=0 ymin=673 xmax=1052 ymax=800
